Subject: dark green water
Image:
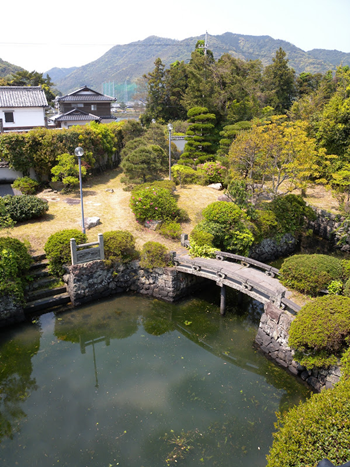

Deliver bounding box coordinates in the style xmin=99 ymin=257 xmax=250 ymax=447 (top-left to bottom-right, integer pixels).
xmin=0 ymin=287 xmax=311 ymax=467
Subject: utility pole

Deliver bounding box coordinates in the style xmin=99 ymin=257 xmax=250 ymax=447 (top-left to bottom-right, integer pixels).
xmin=204 ymin=30 xmax=208 ymax=56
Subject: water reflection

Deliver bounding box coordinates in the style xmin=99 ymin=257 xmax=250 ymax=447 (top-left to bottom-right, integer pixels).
xmin=0 ymin=323 xmax=40 ymax=441
xmin=0 ymin=288 xmax=311 ymax=467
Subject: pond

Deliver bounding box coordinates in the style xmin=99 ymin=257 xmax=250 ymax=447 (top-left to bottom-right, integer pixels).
xmin=0 ymin=286 xmax=311 ymax=467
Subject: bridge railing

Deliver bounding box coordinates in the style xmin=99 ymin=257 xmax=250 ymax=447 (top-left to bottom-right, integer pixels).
xmin=173 ymin=255 xmax=285 ymax=309
xmin=215 ymin=251 xmax=280 ymax=277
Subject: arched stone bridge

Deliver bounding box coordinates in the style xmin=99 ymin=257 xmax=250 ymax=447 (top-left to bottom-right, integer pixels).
xmin=173 ymin=251 xmax=300 ymax=315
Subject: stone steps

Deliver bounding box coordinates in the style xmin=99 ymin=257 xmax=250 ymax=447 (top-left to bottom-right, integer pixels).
xmin=24 ymin=293 xmax=71 ymax=313
xmin=24 ymin=254 xmax=71 ymax=314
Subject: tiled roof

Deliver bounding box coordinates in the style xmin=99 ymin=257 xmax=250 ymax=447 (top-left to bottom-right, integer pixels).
xmin=57 ymin=86 xmax=115 ymax=102
xmin=0 ymin=86 xmax=48 ymax=108
xmin=53 ymin=109 xmax=101 ymax=122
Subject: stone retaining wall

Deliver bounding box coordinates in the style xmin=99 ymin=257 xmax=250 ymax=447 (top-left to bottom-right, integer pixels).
xmin=249 ymin=233 xmax=297 ymax=263
xmin=63 ymin=259 xmax=208 ymax=307
xmin=0 ymin=296 xmax=25 ymax=328
xmin=255 ymin=302 xmax=341 ymax=392
xmin=308 ymin=207 xmax=350 ymax=252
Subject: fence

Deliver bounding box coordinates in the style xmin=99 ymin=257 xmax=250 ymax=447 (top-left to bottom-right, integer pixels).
xmin=70 ymin=233 xmax=104 ymax=265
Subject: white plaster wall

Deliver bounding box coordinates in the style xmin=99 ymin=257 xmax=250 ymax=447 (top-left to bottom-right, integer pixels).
xmin=1 ymin=107 xmax=45 ymax=128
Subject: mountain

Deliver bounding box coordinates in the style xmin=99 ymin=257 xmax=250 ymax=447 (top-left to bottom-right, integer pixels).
xmin=0 ymin=58 xmax=24 ymax=79
xmin=51 ymin=33 xmax=350 ymax=97
xmin=44 ymin=66 xmax=78 ymax=85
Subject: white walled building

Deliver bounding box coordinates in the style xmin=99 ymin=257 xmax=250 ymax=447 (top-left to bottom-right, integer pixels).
xmin=0 ymin=86 xmax=48 ymax=132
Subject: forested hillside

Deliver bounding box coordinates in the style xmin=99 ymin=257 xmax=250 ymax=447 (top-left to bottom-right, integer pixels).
xmin=49 ymin=33 xmax=350 ymax=95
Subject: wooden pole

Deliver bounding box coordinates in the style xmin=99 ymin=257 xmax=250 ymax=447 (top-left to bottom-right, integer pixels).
xmin=220 ymin=285 xmax=226 ymax=316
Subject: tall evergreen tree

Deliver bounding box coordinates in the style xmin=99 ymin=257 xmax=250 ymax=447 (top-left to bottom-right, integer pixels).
xmin=263 ymin=48 xmax=296 ymax=114
xmin=179 ymin=107 xmax=217 ymax=166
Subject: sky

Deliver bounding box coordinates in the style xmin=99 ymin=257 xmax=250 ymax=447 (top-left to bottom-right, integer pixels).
xmin=1 ymin=0 xmax=349 ymax=73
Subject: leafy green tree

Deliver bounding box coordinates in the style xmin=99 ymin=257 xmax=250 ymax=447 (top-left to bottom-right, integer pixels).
xmin=228 ymin=118 xmax=323 ymax=201
xmin=179 ymin=107 xmax=217 ymax=166
xmin=9 ymin=70 xmax=56 ymax=104
xmin=120 ymin=145 xmax=167 ymax=185
xmin=51 ymin=153 xmax=86 ymax=191
xmin=217 ymin=121 xmax=252 ymax=156
xmin=317 ymin=67 xmax=350 ymax=165
xmin=263 ymin=48 xmax=296 ymax=114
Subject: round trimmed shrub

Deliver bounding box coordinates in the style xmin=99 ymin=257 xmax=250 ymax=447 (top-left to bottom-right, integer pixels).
xmin=280 ymin=254 xmax=343 ymax=296
xmin=289 ymin=296 xmax=350 ymax=368
xmin=3 ymin=195 xmax=48 ymax=222
xmin=158 ymin=221 xmax=181 ymax=240
xmin=199 ymin=201 xmax=254 ymax=255
xmin=45 ymin=229 xmax=87 ymax=276
xmin=12 ymin=177 xmax=39 ymax=195
xmin=133 ymin=180 xmax=176 ymax=194
xmin=266 ymin=379 xmax=350 ymax=467
xmin=103 ymin=230 xmax=139 ymax=264
xmin=0 ymin=237 xmax=32 ymax=275
xmin=140 ymin=241 xmax=169 ymax=269
xmin=130 ymin=187 xmax=180 ymax=222
xmin=342 ymin=259 xmax=350 ymax=281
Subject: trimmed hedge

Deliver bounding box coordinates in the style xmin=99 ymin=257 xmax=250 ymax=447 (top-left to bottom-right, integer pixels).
xmin=280 ymin=254 xmax=343 ymax=296
xmin=289 ymin=295 xmax=350 ymax=368
xmin=140 ymin=241 xmax=169 ymax=269
xmin=45 ymin=229 xmax=87 ymax=277
xmin=2 ymin=195 xmax=48 ymax=222
xmin=266 ymin=379 xmax=350 ymax=467
xmin=103 ymin=230 xmax=139 ymax=264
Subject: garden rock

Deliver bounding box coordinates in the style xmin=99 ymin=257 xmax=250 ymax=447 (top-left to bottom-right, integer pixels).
xmin=208 ymin=183 xmax=223 ymax=190
xmin=81 ymin=217 xmax=101 ymax=229
xmin=144 ymin=220 xmax=162 ymax=230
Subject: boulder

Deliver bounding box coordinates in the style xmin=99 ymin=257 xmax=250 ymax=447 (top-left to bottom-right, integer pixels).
xmin=208 ymin=183 xmax=223 ymax=190
xmin=81 ymin=217 xmax=101 ymax=229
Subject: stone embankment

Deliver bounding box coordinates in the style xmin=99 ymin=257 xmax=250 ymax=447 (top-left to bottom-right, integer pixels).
xmin=0 ymin=296 xmax=25 ymax=328
xmin=63 ymin=259 xmax=207 ymax=306
xmin=308 ymin=207 xmax=350 ymax=252
xmin=255 ymin=302 xmax=341 ymax=392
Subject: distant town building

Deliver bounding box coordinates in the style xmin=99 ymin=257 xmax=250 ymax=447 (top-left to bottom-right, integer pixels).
xmin=51 ymin=86 xmax=116 ymax=128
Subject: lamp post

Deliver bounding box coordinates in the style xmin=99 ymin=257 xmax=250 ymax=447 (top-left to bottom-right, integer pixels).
xmin=75 ymin=146 xmax=85 ymax=234
xmin=168 ymin=123 xmax=173 ymax=180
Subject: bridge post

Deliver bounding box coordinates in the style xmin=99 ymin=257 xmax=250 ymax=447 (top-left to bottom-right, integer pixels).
xmin=220 ymin=285 xmax=226 ymax=316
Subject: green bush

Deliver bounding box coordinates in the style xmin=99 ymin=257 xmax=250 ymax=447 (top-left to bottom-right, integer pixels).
xmin=3 ymin=195 xmax=48 ymax=222
xmin=266 ymin=379 xmax=350 ymax=467
xmin=12 ymin=177 xmax=39 ymax=195
xmin=289 ymin=295 xmax=350 ymax=368
xmin=280 ymin=254 xmax=343 ymax=296
xmin=130 ymin=187 xmax=180 ymax=222
xmin=199 ymin=201 xmax=255 ymax=255
xmin=0 ymin=237 xmax=32 ymax=301
xmin=344 ymin=277 xmax=350 ymax=297
xmin=103 ymin=230 xmax=139 ymax=264
xmin=158 ymin=221 xmax=181 ymax=240
xmin=171 ymin=164 xmax=198 ymax=186
xmin=197 ymin=161 xmax=227 ymax=184
xmin=190 ymin=229 xmax=214 ymax=247
xmin=268 ymin=194 xmax=316 ymax=237
xmin=342 ymin=259 xmax=350 ymax=281
xmin=45 ymin=229 xmax=87 ymax=276
xmin=133 ymin=180 xmax=176 ymax=194
xmin=140 ymin=241 xmax=169 ymax=269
